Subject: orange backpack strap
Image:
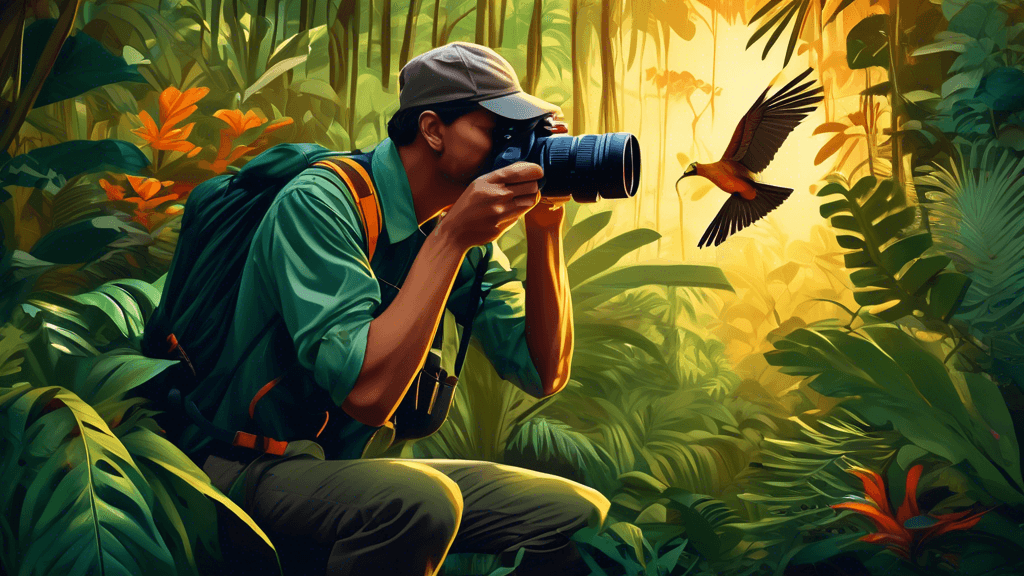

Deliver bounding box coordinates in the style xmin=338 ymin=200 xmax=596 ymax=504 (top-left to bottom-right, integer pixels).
xmin=312 ymin=156 xmax=383 ymax=262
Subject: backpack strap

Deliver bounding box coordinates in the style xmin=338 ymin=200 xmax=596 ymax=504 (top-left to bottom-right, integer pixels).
xmin=311 ymin=156 xmax=383 ymax=262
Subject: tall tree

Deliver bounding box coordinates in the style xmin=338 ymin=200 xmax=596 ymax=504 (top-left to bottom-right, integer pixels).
xmin=366 ymin=0 xmax=374 ymax=66
xmin=497 ymin=0 xmax=508 ymax=46
xmin=524 ymin=0 xmax=544 ymax=94
xmin=597 ymin=0 xmax=618 ymax=133
xmin=399 ymin=0 xmax=424 ymax=70
xmin=475 ymin=0 xmax=488 ymax=45
xmin=381 ymin=0 xmax=392 ymax=89
xmin=570 ymin=0 xmax=587 ymax=135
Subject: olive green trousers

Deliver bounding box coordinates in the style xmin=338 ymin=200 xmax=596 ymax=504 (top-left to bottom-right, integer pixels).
xmin=203 ymin=452 xmax=610 ymax=576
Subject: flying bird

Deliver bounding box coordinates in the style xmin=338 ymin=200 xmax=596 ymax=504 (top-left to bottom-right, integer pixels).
xmin=677 ymin=68 xmax=823 ymax=248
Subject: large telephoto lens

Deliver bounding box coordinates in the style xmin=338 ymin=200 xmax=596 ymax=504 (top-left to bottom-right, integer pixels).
xmin=537 ymin=133 xmax=641 ymax=203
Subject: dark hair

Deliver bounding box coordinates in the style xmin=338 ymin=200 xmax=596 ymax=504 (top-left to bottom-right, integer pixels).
xmin=387 ymin=99 xmax=484 ymax=146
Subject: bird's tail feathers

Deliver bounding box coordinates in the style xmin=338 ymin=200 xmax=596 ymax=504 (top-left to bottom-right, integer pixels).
xmin=751 ymin=181 xmax=793 ymax=214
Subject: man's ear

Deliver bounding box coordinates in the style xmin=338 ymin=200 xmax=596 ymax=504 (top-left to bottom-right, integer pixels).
xmin=418 ymin=111 xmax=444 ymax=154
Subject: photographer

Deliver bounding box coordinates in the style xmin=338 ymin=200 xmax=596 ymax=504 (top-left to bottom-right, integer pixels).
xmin=194 ymin=42 xmax=610 ymax=576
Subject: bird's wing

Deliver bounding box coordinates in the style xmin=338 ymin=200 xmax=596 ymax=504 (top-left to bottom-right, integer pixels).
xmin=720 ymin=68 xmax=824 ymax=174
xmin=697 ymin=181 xmax=793 ymax=248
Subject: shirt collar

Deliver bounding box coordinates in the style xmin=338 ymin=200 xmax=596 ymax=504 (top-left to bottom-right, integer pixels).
xmin=370 ymin=137 xmax=419 ymax=243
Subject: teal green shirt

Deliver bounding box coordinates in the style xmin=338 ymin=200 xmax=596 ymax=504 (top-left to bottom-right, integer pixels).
xmin=181 ymin=138 xmax=544 ymax=460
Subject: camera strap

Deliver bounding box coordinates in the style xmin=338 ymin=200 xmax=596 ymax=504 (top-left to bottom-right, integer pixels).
xmin=452 ymin=242 xmax=493 ymax=380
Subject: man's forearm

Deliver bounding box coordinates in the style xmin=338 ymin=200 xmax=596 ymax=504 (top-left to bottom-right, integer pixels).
xmin=341 ymin=222 xmax=468 ymax=427
xmin=524 ymin=212 xmax=574 ymax=396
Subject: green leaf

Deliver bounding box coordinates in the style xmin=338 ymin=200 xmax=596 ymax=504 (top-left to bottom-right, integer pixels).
xmin=243 ymin=55 xmax=308 ymax=103
xmin=563 ymin=211 xmax=613 ymax=263
xmin=28 ymin=216 xmax=134 ymax=264
xmin=21 ymin=20 xmax=147 ymax=108
xmin=121 ymin=427 xmax=283 ymax=575
xmin=878 ymin=233 xmax=931 ymax=273
xmin=897 ymin=255 xmax=951 ymax=294
xmin=11 ymin=387 xmax=175 ymax=576
xmin=608 ymin=522 xmax=647 ymax=570
xmin=567 ymin=229 xmax=661 ymax=287
xmin=926 ymin=272 xmax=972 ymax=320
xmin=847 ymin=14 xmax=890 ymax=70
xmin=1 ymin=140 xmax=149 ymax=187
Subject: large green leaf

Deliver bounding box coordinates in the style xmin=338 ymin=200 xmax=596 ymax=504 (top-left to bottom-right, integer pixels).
xmin=766 ymin=323 xmax=1024 ymax=505
xmin=563 ymin=211 xmax=613 ymax=263
xmin=572 ymin=264 xmax=733 ymax=312
xmin=121 ymin=427 xmax=282 ymax=575
xmin=28 ymin=216 xmax=136 ymax=265
xmin=846 ymin=14 xmax=890 ymax=70
xmin=567 ymin=229 xmax=661 ymax=287
xmin=21 ymin=20 xmax=146 ymax=108
xmin=1 ymin=141 xmax=150 ymax=186
xmin=818 ymin=176 xmax=971 ymax=322
xmin=5 ymin=386 xmax=175 ymax=576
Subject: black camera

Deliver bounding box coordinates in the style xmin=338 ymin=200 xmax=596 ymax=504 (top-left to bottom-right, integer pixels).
xmin=485 ymin=115 xmax=641 ymax=203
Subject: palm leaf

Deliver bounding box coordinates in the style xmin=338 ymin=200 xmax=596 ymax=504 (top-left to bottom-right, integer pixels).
xmin=818 ymin=176 xmax=971 ymax=323
xmin=5 ymin=385 xmax=175 ymax=576
xmin=766 ymin=322 xmax=1024 ymax=505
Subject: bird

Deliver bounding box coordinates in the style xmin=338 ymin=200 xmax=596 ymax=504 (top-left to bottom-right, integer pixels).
xmin=677 ymin=67 xmax=824 ymax=248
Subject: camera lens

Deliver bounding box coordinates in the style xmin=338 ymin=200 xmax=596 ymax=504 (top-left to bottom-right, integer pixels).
xmin=539 ymin=133 xmax=641 ymax=203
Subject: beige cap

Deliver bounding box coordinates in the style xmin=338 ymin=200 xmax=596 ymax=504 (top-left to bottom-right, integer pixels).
xmin=397 ymin=42 xmax=563 ymax=121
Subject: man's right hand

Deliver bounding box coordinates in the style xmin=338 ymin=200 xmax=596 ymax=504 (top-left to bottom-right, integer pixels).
xmin=439 ymin=162 xmax=544 ymax=250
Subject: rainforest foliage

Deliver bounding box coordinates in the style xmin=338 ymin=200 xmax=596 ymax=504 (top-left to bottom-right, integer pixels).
xmin=2 ymin=0 xmax=1024 ymax=575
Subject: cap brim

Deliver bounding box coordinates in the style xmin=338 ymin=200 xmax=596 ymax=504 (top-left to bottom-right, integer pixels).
xmin=478 ymin=91 xmax=563 ymax=120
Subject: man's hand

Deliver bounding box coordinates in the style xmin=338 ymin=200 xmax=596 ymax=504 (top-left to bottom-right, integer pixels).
xmin=525 ymin=195 xmax=571 ymax=229
xmin=440 ymin=162 xmax=543 ymax=250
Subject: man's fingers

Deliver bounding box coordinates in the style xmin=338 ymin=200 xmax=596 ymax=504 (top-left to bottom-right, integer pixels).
xmin=484 ymin=162 xmax=544 ymax=184
xmin=506 ymin=181 xmax=540 ymax=197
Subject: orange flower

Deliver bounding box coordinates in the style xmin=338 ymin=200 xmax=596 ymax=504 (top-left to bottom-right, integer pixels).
xmin=831 ymin=465 xmax=990 ymax=560
xmin=99 ymin=178 xmax=125 ymax=201
xmin=198 ymin=109 xmax=294 ymax=174
xmin=102 ymin=174 xmax=179 ymax=230
xmin=131 ymin=86 xmax=209 ymax=157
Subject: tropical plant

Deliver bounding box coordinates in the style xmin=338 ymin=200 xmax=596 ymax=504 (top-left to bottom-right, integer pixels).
xmin=0 ymin=275 xmax=280 ymax=576
xmin=766 ymin=322 xmax=1024 ymax=507
xmin=916 ymin=141 xmax=1024 ymax=388
xmin=831 ymin=464 xmax=991 ymax=561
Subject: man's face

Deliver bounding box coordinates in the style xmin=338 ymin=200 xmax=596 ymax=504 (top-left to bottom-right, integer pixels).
xmin=434 ymin=109 xmax=499 ymax=187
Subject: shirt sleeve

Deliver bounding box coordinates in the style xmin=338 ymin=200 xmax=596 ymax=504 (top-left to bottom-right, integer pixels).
xmin=448 ymin=242 xmax=545 ymax=398
xmin=252 ymin=175 xmax=380 ymax=406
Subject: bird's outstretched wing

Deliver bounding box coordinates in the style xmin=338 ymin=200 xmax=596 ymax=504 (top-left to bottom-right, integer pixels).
xmin=720 ymin=68 xmax=823 ymax=174
xmin=698 ymin=181 xmax=792 ymax=248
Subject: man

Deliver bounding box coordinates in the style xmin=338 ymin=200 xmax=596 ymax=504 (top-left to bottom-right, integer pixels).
xmin=194 ymin=42 xmax=610 ymax=576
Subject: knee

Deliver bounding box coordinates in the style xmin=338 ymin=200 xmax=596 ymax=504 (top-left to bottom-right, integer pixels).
xmin=391 ymin=462 xmax=464 ymax=538
xmin=563 ymin=483 xmax=611 ymax=532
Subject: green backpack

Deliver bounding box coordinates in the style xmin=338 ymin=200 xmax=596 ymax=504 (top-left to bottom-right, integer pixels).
xmin=139 ymin=144 xmax=383 ymax=446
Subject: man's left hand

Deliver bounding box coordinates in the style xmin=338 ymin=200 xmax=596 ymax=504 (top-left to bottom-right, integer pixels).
xmin=524 ymin=195 xmax=571 ymax=229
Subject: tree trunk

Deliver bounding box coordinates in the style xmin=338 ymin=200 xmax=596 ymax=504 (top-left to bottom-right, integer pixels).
xmin=498 ymin=0 xmax=508 ymax=46
xmin=488 ymin=0 xmax=499 ymax=48
xmin=888 ymin=0 xmax=902 ymax=186
xmin=432 ymin=0 xmax=440 ymax=47
xmin=1 ymin=0 xmax=82 ymax=157
xmin=399 ymin=0 xmax=423 ymax=71
xmin=381 ymin=0 xmax=392 ymax=89
xmin=349 ymin=1 xmax=362 ymax=149
xmin=525 ymin=0 xmax=543 ymax=94
xmin=300 ymin=0 xmax=309 ymax=30
xmin=475 ymin=0 xmax=488 ymax=45
xmin=366 ymin=0 xmax=374 ymax=67
xmin=598 ymin=0 xmax=617 ymax=133
xmin=570 ymin=0 xmax=585 ymax=134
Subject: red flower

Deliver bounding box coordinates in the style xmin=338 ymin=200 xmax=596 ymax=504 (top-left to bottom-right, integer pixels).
xmin=831 ymin=465 xmax=990 ymax=559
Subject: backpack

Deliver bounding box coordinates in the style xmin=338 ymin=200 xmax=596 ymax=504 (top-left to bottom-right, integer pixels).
xmin=139 ymin=143 xmax=488 ymax=457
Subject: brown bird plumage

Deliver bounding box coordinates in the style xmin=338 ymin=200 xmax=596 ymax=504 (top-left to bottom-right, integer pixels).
xmin=677 ymin=68 xmax=824 ymax=248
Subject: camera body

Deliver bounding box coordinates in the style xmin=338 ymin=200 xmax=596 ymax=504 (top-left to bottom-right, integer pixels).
xmin=483 ymin=114 xmax=641 ymax=204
